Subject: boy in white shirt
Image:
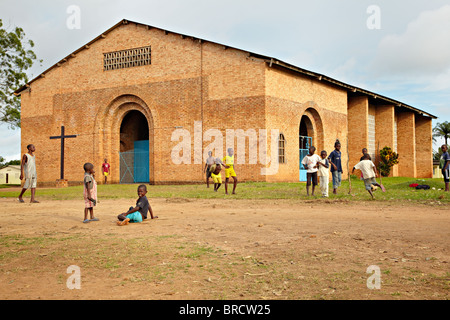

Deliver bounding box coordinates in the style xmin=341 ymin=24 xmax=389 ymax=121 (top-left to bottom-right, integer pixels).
xmin=317 ymin=150 xmax=330 ymax=197
xmin=301 ymin=146 xmax=321 ymax=196
xmin=352 ymin=153 xmax=386 ymax=199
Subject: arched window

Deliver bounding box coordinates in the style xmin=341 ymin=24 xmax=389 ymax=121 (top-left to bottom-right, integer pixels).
xmin=278 ymin=133 xmax=286 ymax=164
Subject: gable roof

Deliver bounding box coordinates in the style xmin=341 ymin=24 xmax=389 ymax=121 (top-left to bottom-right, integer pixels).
xmin=14 ymin=19 xmax=437 ymax=119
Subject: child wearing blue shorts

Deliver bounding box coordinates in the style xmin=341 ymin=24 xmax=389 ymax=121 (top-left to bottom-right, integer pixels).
xmin=117 ymin=185 xmax=157 ymax=226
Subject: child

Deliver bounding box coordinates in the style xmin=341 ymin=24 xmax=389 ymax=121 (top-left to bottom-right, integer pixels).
xmin=440 ymin=144 xmax=450 ymax=192
xmin=18 ymin=144 xmax=39 ymax=203
xmin=352 ymin=153 xmax=386 ymax=199
xmin=317 ymin=150 xmax=330 ymax=197
xmin=359 ymin=148 xmax=368 ymax=180
xmin=301 ymin=146 xmax=321 ymax=196
xmin=209 ymin=158 xmax=225 ymax=192
xmin=328 ymin=139 xmax=343 ymax=194
xmin=83 ymin=163 xmax=99 ymax=223
xmin=223 ymin=148 xmax=238 ymax=195
xmin=117 ymin=184 xmax=157 ymax=226
xmin=204 ymin=151 xmax=215 ymax=188
xmin=102 ymin=158 xmax=111 ymax=184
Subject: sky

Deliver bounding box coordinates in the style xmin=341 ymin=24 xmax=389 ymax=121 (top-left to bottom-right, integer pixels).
xmin=1 ymin=0 xmax=449 ymax=161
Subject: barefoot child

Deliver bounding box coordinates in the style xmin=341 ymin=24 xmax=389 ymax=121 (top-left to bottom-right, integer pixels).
xmin=18 ymin=144 xmax=39 ymax=203
xmin=83 ymin=163 xmax=99 ymax=223
xmin=117 ymin=185 xmax=157 ymax=226
xmin=301 ymin=146 xmax=321 ymax=196
xmin=352 ymin=153 xmax=385 ymax=199
xmin=317 ymin=150 xmax=330 ymax=197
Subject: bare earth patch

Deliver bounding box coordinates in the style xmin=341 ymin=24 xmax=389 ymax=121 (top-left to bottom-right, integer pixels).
xmin=0 ymin=198 xmax=448 ymax=300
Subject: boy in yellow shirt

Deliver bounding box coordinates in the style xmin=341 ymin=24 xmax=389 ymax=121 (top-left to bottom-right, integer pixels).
xmin=223 ymin=148 xmax=238 ymax=195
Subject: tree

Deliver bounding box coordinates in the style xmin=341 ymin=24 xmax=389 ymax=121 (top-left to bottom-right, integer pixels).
xmin=0 ymin=19 xmax=41 ymax=129
xmin=379 ymin=146 xmax=399 ymax=177
xmin=433 ymin=121 xmax=450 ymax=146
xmin=433 ymin=147 xmax=443 ymax=161
xmin=0 ymin=157 xmax=20 ymax=168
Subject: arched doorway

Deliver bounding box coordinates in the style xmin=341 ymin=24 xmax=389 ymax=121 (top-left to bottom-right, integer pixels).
xmin=120 ymin=110 xmax=150 ymax=183
xmin=299 ymin=107 xmax=324 ymax=182
xmin=299 ymin=116 xmax=313 ymax=182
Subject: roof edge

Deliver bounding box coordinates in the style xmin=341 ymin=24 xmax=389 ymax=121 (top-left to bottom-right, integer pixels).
xmin=14 ymin=19 xmax=438 ymax=119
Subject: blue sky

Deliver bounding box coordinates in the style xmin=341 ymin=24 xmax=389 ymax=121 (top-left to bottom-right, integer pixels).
xmin=1 ymin=0 xmax=449 ymax=161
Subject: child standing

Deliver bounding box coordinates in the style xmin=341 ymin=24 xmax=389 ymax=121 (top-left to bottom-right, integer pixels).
xmin=102 ymin=158 xmax=111 ymax=184
xmin=18 ymin=144 xmax=39 ymax=203
xmin=301 ymin=146 xmax=321 ymax=196
xmin=117 ymin=184 xmax=157 ymax=226
xmin=223 ymin=148 xmax=238 ymax=195
xmin=440 ymin=144 xmax=450 ymax=192
xmin=352 ymin=153 xmax=386 ymax=199
xmin=204 ymin=151 xmax=215 ymax=188
xmin=83 ymin=163 xmax=99 ymax=223
xmin=317 ymin=150 xmax=330 ymax=197
xmin=328 ymin=139 xmax=343 ymax=195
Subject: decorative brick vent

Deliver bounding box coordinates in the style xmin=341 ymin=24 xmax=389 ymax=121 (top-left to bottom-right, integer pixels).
xmin=103 ymin=46 xmax=151 ymax=71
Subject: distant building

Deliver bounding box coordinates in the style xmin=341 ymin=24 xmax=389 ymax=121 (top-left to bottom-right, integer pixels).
xmin=433 ymin=160 xmax=443 ymax=179
xmin=0 ymin=165 xmax=21 ymax=185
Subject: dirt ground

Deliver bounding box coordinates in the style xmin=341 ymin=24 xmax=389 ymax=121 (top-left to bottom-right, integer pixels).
xmin=0 ymin=197 xmax=448 ymax=300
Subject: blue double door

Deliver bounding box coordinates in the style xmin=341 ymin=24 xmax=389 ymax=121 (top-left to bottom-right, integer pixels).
xmin=133 ymin=140 xmax=150 ymax=183
xmin=299 ymin=136 xmax=312 ymax=182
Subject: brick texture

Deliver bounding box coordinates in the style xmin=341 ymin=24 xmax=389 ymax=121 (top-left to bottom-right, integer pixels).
xmin=19 ymin=22 xmax=433 ymax=186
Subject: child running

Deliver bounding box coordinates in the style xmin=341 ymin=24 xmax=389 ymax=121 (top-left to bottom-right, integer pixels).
xmin=117 ymin=184 xmax=157 ymax=226
xmin=209 ymin=158 xmax=226 ymax=192
xmin=301 ymin=146 xmax=321 ymax=196
xmin=352 ymin=153 xmax=386 ymax=199
xmin=83 ymin=163 xmax=99 ymax=223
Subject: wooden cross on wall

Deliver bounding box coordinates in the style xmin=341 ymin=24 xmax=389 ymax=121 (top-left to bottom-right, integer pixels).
xmin=50 ymin=126 xmax=77 ymax=180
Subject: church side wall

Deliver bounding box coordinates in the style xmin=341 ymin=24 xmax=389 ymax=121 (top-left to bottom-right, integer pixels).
xmin=264 ymin=66 xmax=349 ymax=182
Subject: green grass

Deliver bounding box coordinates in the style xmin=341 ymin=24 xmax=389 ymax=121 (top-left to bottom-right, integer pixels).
xmin=0 ymin=177 xmax=448 ymax=203
xmin=0 ymin=184 xmax=20 ymax=189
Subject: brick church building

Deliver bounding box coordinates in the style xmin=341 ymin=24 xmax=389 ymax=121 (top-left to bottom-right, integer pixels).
xmin=15 ymin=19 xmax=436 ymax=186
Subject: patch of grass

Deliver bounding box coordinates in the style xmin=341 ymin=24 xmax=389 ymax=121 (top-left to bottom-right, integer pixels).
xmin=0 ymin=184 xmax=20 ymax=189
xmin=1 ymin=177 xmax=448 ymax=203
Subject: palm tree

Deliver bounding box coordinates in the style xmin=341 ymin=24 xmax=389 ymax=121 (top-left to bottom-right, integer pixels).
xmin=433 ymin=121 xmax=450 ymax=146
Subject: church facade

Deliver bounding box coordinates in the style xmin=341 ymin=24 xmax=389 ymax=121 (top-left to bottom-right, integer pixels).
xmin=15 ymin=19 xmax=436 ymax=186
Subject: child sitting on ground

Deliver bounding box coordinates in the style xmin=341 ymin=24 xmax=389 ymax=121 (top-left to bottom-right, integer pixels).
xmin=117 ymin=184 xmax=157 ymax=226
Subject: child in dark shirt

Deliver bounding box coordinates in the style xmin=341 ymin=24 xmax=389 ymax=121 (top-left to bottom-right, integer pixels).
xmin=117 ymin=185 xmax=157 ymax=226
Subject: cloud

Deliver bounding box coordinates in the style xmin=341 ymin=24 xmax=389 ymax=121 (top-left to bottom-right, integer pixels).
xmin=0 ymin=125 xmax=21 ymax=161
xmin=371 ymin=5 xmax=450 ymax=76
